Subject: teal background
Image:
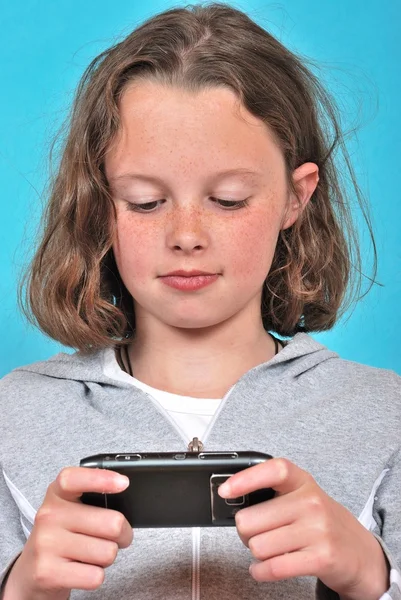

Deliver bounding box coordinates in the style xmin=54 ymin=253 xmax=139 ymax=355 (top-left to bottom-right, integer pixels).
xmin=1 ymin=1 xmax=400 ymax=377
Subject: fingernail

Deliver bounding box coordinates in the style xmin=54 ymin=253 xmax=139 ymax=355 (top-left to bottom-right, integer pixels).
xmin=115 ymin=475 xmax=130 ymax=489
xmin=218 ymin=482 xmax=231 ymax=497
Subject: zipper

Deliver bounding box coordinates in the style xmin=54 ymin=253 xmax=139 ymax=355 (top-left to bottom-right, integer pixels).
xmin=187 ymin=438 xmax=203 ymax=600
xmin=187 ymin=437 xmax=204 ymax=452
xmin=178 ymin=388 xmax=236 ymax=600
xmin=185 ymin=383 xmax=234 ymax=600
xmin=191 ymin=526 xmax=201 ymax=600
xmin=138 ymin=384 xmax=236 ymax=600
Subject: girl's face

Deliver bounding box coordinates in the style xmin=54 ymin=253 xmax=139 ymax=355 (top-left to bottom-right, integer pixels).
xmin=105 ymin=81 xmax=318 ymax=332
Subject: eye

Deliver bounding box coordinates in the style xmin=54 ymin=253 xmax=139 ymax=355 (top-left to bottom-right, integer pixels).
xmin=210 ymin=198 xmax=249 ymax=210
xmin=125 ymin=198 xmax=249 ymax=212
xmin=126 ymin=200 xmax=163 ymax=212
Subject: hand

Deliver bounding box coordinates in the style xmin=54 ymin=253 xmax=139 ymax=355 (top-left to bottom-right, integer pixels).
xmin=218 ymin=458 xmax=390 ymax=600
xmin=2 ymin=467 xmax=133 ymax=600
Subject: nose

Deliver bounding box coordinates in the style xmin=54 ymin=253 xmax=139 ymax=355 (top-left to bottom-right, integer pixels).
xmin=165 ymin=205 xmax=209 ymax=254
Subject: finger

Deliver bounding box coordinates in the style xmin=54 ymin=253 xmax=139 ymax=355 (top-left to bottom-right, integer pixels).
xmin=51 ymin=467 xmax=130 ymax=502
xmin=249 ymin=548 xmax=317 ymax=582
xmin=234 ymin=489 xmax=303 ymax=542
xmin=53 ymin=529 xmax=121 ymax=568
xmin=248 ymin=523 xmax=305 ymax=562
xmin=42 ymin=558 xmax=106 ymax=591
xmin=218 ymin=458 xmax=310 ymax=498
xmin=58 ymin=503 xmax=134 ymax=549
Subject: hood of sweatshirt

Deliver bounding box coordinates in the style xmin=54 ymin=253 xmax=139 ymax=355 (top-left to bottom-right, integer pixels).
xmin=10 ymin=332 xmax=338 ymax=387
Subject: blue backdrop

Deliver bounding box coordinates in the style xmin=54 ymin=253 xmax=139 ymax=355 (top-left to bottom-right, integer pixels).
xmin=1 ymin=0 xmax=400 ymax=377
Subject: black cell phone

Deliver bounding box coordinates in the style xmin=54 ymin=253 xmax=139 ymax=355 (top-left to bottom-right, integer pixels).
xmin=79 ymin=451 xmax=275 ymax=527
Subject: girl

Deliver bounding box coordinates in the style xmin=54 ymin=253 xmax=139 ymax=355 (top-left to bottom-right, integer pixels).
xmin=1 ymin=2 xmax=400 ymax=599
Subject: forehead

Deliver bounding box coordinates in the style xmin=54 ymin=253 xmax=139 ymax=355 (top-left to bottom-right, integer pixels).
xmin=105 ymin=81 xmax=285 ymax=183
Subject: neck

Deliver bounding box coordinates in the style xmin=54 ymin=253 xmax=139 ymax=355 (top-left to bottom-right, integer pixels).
xmin=124 ymin=314 xmax=279 ymax=399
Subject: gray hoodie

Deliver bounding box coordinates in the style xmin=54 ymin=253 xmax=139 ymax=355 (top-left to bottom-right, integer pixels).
xmin=0 ymin=332 xmax=400 ymax=599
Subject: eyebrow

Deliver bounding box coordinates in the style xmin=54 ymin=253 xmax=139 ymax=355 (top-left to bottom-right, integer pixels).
xmin=108 ymin=168 xmax=263 ymax=185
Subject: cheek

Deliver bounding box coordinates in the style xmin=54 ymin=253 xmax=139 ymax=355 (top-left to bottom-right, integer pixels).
xmin=228 ymin=209 xmax=281 ymax=278
xmin=113 ymin=218 xmax=155 ymax=283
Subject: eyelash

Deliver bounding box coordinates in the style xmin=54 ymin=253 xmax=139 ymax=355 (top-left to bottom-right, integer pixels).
xmin=125 ymin=198 xmax=249 ymax=212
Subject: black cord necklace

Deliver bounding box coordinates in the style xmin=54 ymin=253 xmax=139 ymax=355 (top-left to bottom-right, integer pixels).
xmin=123 ymin=343 xmax=133 ymax=377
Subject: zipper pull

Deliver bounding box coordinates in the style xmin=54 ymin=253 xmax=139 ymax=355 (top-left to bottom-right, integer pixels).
xmin=187 ymin=437 xmax=204 ymax=452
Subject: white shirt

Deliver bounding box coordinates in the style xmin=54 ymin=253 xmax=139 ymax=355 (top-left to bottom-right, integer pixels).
xmin=101 ymin=347 xmax=223 ymax=443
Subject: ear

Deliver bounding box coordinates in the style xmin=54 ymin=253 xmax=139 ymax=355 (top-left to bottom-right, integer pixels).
xmin=281 ymin=162 xmax=319 ymax=230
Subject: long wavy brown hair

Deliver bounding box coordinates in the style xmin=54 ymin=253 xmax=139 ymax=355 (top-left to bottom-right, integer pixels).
xmin=18 ymin=2 xmax=377 ymax=352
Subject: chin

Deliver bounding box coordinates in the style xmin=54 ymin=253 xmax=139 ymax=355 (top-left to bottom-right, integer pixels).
xmin=170 ymin=320 xmax=221 ymax=331
xmin=163 ymin=314 xmax=226 ymax=331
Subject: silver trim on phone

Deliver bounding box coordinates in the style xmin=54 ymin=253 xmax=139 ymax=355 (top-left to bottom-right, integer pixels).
xmin=198 ymin=452 xmax=238 ymax=460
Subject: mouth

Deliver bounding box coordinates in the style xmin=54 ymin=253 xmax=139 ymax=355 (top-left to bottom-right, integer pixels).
xmin=159 ymin=273 xmax=219 ymax=291
xmin=160 ymin=270 xmax=217 ymax=277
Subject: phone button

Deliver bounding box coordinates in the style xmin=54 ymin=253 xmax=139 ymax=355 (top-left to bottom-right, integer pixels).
xmin=225 ymin=496 xmax=245 ymax=506
xmin=198 ymin=452 xmax=238 ymax=459
xmin=115 ymin=454 xmax=142 ymax=461
xmin=174 ymin=453 xmax=186 ymax=460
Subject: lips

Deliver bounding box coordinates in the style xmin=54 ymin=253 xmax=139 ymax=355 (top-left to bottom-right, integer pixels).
xmin=161 ymin=270 xmax=216 ymax=277
xmin=160 ymin=273 xmax=219 ymax=291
